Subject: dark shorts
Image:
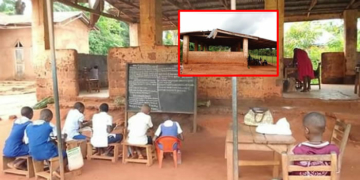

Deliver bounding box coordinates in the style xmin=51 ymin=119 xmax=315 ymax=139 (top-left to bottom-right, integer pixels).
xmin=108 ymin=134 xmax=123 ymax=144
xmin=147 ymin=136 xmax=153 ymax=145
xmin=73 ymin=134 xmax=87 ymax=140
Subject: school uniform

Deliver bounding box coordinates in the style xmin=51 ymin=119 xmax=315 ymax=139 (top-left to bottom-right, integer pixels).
xmin=154 ymin=120 xmax=183 ymax=150
xmin=291 ymin=141 xmax=340 ymax=176
xmin=62 ymin=109 xmax=86 ymax=141
xmin=91 ymin=112 xmax=122 ymax=148
xmin=127 ymin=112 xmax=153 ymax=145
xmin=25 ymin=120 xmax=66 ymax=161
xmin=3 ymin=117 xmax=32 ymax=157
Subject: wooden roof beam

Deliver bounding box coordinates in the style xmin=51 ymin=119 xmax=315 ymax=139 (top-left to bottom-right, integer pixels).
xmin=165 ymin=0 xmax=186 ymax=9
xmin=285 ymin=13 xmax=343 ymax=22
xmin=307 ymin=0 xmax=317 ymax=17
xmin=219 ymin=0 xmax=229 ymax=10
xmin=113 ymin=0 xmax=177 ymax=27
xmin=56 ymin=0 xmax=135 ymax=23
xmin=185 ymin=0 xmax=195 ymax=10
xmin=346 ymin=0 xmax=356 ymax=9
xmin=351 ymin=0 xmax=360 ymax=8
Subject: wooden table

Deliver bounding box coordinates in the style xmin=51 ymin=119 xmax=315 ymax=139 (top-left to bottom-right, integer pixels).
xmin=225 ymin=123 xmax=296 ymax=180
xmin=354 ymin=66 xmax=360 ymax=97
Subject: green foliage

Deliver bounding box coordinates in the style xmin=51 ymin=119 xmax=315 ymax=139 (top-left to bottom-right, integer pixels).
xmin=89 ymin=17 xmax=129 ymax=55
xmin=284 ymin=22 xmax=323 ymax=59
xmin=0 ymin=0 xmax=15 ymax=15
xmin=163 ymin=31 xmax=174 ymax=45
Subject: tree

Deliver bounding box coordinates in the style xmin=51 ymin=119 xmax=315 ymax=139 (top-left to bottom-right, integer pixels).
xmin=284 ymin=22 xmax=323 ymax=59
xmin=89 ymin=17 xmax=129 ymax=55
xmin=0 ymin=0 xmax=15 ymax=15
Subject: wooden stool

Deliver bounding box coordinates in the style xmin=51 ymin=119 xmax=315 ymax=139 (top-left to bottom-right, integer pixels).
xmin=32 ymin=157 xmax=59 ymax=180
xmin=2 ymin=155 xmax=34 ymax=178
xmin=66 ymin=140 xmax=87 ymax=159
xmin=86 ymin=143 xmax=122 ymax=163
xmin=122 ymin=142 xmax=157 ymax=166
xmin=66 ymin=140 xmax=87 ymax=176
xmin=86 ymin=79 xmax=100 ymax=93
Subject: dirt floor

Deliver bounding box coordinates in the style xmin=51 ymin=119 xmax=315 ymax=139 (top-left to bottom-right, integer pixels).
xmin=0 ymin=101 xmax=360 ymax=180
xmin=181 ymin=64 xmax=277 ymax=75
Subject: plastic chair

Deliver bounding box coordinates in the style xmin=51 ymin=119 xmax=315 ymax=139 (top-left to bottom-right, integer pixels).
xmin=155 ymin=136 xmax=181 ymax=168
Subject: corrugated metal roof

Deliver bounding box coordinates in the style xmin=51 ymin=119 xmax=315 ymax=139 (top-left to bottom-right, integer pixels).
xmin=0 ymin=12 xmax=92 ymax=27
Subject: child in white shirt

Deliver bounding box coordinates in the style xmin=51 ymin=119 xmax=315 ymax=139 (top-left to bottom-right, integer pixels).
xmin=91 ymin=103 xmax=122 ymax=156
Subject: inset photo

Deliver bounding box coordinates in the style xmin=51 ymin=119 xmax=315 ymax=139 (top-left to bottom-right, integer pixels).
xmin=178 ymin=10 xmax=278 ymax=77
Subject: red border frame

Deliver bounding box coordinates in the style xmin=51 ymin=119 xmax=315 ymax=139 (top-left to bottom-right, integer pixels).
xmin=177 ymin=10 xmax=279 ymax=77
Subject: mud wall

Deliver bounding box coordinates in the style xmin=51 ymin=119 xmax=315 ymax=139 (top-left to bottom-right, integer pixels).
xmin=321 ymin=52 xmax=345 ymax=84
xmin=188 ymin=52 xmax=247 ymax=65
xmin=107 ymin=46 xmax=281 ymax=100
xmin=34 ymin=49 xmax=79 ymax=100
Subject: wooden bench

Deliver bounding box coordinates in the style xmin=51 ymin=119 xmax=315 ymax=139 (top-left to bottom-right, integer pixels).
xmin=66 ymin=140 xmax=87 ymax=176
xmin=33 ymin=157 xmax=60 ymax=180
xmin=122 ymin=142 xmax=156 ymax=166
xmin=86 ymin=143 xmax=122 ymax=163
xmin=2 ymin=155 xmax=34 ymax=178
xmin=66 ymin=140 xmax=87 ymax=159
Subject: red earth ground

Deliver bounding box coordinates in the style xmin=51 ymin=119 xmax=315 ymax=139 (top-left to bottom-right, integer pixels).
xmin=0 ymin=104 xmax=360 ymax=180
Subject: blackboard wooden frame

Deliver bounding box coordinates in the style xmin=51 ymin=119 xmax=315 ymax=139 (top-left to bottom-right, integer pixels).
xmin=125 ymin=63 xmax=198 ymax=133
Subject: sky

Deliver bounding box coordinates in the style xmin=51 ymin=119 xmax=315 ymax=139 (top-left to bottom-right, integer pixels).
xmin=180 ymin=12 xmax=277 ymax=41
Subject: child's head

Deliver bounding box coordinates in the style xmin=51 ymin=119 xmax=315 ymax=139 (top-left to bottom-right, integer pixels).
xmin=74 ymin=102 xmax=85 ymax=113
xmin=141 ymin=104 xmax=151 ymax=115
xmin=303 ymin=112 xmax=326 ymax=141
xmin=40 ymin=109 xmax=53 ymax=122
xmin=21 ymin=106 xmax=33 ymax=119
xmin=162 ymin=114 xmax=170 ymax=121
xmin=99 ymin=103 xmax=109 ymax=113
xmin=94 ymin=66 xmax=98 ymax=69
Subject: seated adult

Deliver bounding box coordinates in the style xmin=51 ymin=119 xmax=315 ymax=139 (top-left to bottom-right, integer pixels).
xmin=3 ymin=107 xmax=33 ymax=170
xmin=25 ymin=109 xmax=68 ymax=177
xmin=62 ymin=102 xmax=91 ymax=141
xmin=153 ymin=115 xmax=184 ymax=150
xmin=127 ymin=104 xmax=153 ymax=159
xmin=90 ymin=103 xmax=123 ymax=156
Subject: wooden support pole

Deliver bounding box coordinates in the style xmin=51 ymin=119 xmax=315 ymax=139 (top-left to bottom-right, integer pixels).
xmin=238 ymin=42 xmax=242 ymax=52
xmin=140 ymin=0 xmax=163 ymax=46
xmin=183 ymin=35 xmax=189 ymax=64
xmin=200 ymin=43 xmax=203 ymax=51
xmin=194 ymin=40 xmax=198 ymax=51
xmin=265 ymin=0 xmax=284 ymax=79
xmin=129 ymin=23 xmax=140 ymax=46
xmin=204 ymin=44 xmax=208 ymax=51
xmin=243 ymin=38 xmax=248 ymax=58
xmin=344 ymin=9 xmax=358 ymax=82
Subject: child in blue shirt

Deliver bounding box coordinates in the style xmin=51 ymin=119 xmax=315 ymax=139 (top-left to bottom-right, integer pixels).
xmin=3 ymin=106 xmax=33 ymax=170
xmin=25 ymin=109 xmax=67 ymax=176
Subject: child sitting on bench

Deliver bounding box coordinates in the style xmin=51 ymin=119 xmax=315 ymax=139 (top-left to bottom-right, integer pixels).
xmin=3 ymin=106 xmax=33 ymax=170
xmin=291 ymin=112 xmax=340 ymax=176
xmin=62 ymin=102 xmax=91 ymax=141
xmin=25 ymin=109 xmax=67 ymax=177
xmin=90 ymin=103 xmax=122 ymax=156
xmin=127 ymin=104 xmax=153 ymax=159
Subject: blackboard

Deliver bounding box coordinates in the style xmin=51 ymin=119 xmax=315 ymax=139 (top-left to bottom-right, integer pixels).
xmin=126 ymin=63 xmax=196 ymax=114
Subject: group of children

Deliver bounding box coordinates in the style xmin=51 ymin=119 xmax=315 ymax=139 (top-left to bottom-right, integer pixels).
xmin=3 ymin=101 xmax=339 ymax=177
xmin=2 ymin=103 xmax=184 ymax=175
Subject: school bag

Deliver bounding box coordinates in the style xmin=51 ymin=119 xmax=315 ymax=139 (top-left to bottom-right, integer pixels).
xmin=67 ymin=147 xmax=84 ymax=171
xmin=244 ymin=107 xmax=273 ymax=126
